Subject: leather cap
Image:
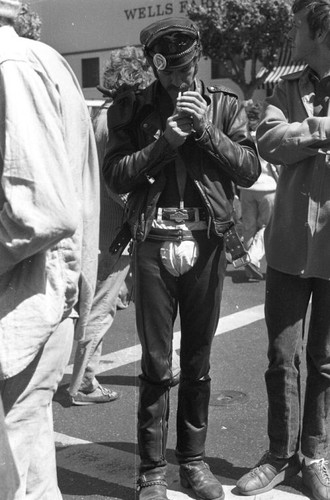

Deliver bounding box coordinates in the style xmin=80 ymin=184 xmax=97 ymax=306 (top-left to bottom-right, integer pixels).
xmin=140 ymin=17 xmax=200 ymax=70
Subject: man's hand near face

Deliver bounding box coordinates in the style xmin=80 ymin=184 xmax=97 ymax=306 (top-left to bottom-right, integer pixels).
xmin=176 ymin=91 xmax=208 ymax=136
xmin=163 ymin=112 xmax=194 ymax=148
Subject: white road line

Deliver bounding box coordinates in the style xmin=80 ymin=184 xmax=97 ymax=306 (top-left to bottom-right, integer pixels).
xmin=64 ymin=304 xmax=265 ymax=374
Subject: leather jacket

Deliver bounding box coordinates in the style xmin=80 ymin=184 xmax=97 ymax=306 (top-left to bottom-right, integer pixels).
xmin=103 ymin=79 xmax=260 ymax=241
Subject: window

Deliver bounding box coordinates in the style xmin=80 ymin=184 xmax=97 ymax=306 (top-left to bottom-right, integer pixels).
xmin=82 ymin=57 xmax=100 ymax=88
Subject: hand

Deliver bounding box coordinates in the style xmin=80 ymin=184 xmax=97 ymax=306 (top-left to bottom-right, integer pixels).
xmin=163 ymin=112 xmax=194 ymax=148
xmin=175 ymin=91 xmax=208 ymax=136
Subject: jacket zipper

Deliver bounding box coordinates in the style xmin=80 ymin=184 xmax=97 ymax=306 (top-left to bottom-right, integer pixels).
xmin=160 ymin=389 xmax=169 ymax=461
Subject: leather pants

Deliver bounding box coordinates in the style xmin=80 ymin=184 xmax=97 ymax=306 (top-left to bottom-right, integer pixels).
xmin=138 ymin=379 xmax=170 ymax=473
xmin=176 ymin=377 xmax=211 ymax=464
xmin=135 ymin=234 xmax=226 ymax=472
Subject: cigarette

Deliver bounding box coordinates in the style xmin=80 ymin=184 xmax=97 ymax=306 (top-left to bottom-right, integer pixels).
xmin=179 ymin=83 xmax=189 ymax=95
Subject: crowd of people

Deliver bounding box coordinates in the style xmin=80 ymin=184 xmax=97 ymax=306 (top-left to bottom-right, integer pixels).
xmin=1 ymin=0 xmax=330 ymax=499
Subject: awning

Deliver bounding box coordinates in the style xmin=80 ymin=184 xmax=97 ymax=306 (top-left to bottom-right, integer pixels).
xmin=257 ymin=42 xmax=306 ymax=90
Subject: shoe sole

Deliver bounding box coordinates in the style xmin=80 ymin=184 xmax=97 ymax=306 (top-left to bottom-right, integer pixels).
xmin=71 ymin=400 xmax=117 ymax=406
xmin=71 ymin=395 xmax=119 ymax=406
xmin=237 ymin=464 xmax=301 ymax=496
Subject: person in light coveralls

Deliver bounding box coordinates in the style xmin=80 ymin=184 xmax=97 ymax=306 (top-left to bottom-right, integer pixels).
xmin=0 ymin=1 xmax=100 ymax=498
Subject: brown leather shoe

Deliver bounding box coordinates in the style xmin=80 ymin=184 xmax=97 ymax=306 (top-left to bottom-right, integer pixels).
xmin=302 ymin=459 xmax=330 ymax=500
xmin=236 ymin=451 xmax=301 ymax=495
xmin=180 ymin=461 xmax=224 ymax=500
xmin=137 ymin=470 xmax=169 ymax=500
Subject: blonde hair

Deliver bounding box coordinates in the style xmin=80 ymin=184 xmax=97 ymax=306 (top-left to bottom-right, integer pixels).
xmin=103 ymin=46 xmax=154 ymax=92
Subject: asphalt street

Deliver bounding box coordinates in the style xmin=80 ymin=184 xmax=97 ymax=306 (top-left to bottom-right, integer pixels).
xmin=53 ymin=260 xmax=311 ymax=500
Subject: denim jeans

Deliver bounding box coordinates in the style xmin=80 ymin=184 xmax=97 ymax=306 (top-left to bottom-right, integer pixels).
xmin=0 ymin=317 xmax=74 ymax=500
xmin=265 ymin=266 xmax=330 ymax=459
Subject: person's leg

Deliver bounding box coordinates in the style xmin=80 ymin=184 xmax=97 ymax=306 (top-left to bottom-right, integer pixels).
xmin=247 ymin=191 xmax=275 ymax=268
xmin=1 ymin=317 xmax=74 ymax=500
xmin=136 ymin=239 xmax=179 ymax=386
xmin=241 ymin=190 xmax=264 ymax=280
xmin=299 ymin=278 xmax=330 ymax=500
xmin=241 ymin=190 xmax=258 ymax=251
xmin=0 ymin=396 xmax=19 ymax=499
xmin=116 ymin=263 xmax=133 ymax=309
xmin=26 ymin=404 xmax=59 ymax=499
xmin=237 ymin=267 xmax=310 ymax=495
xmin=176 ymin=235 xmax=226 ymax=462
xmin=301 ymin=277 xmax=330 ymax=458
xmin=134 ymin=239 xmax=178 ymax=499
xmin=69 ymin=255 xmax=130 ymax=399
xmin=246 ymin=227 xmax=265 ymax=267
xmin=265 ymin=268 xmax=311 ymax=457
xmin=176 ymin=235 xmax=226 ymax=500
xmin=257 ymin=191 xmax=275 ymax=230
xmin=171 ymin=348 xmax=181 ymax=386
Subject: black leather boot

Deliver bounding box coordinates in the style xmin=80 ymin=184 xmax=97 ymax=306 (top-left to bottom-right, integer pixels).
xmin=176 ymin=377 xmax=210 ymax=463
xmin=180 ymin=461 xmax=225 ymax=500
xmin=137 ymin=468 xmax=169 ymax=500
xmin=138 ymin=378 xmax=170 ymax=468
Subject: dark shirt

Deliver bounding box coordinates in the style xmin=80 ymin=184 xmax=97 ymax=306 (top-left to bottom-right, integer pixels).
xmin=310 ymin=71 xmax=330 ymax=116
xmin=156 ymin=85 xmax=202 ymax=208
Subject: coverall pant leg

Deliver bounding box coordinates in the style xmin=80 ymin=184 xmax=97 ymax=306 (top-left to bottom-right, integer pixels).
xmin=1 ymin=317 xmax=74 ymax=500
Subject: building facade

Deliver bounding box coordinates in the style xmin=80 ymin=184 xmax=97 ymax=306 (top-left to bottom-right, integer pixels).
xmin=29 ymin=0 xmax=265 ymax=101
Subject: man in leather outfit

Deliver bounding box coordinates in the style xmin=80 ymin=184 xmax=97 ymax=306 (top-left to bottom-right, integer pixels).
xmin=103 ymin=17 xmax=260 ymax=500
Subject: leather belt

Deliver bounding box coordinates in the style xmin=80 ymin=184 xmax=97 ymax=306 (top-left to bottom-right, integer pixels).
xmin=147 ymin=228 xmax=207 ymax=242
xmin=156 ymin=207 xmax=206 ymax=223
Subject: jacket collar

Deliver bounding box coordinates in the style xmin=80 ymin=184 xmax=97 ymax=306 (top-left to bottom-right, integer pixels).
xmin=299 ymin=66 xmax=321 ymax=117
xmin=0 ymin=25 xmax=34 ymax=68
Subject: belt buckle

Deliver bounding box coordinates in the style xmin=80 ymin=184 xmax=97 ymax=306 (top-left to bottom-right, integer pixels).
xmin=169 ymin=209 xmax=189 ymax=224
